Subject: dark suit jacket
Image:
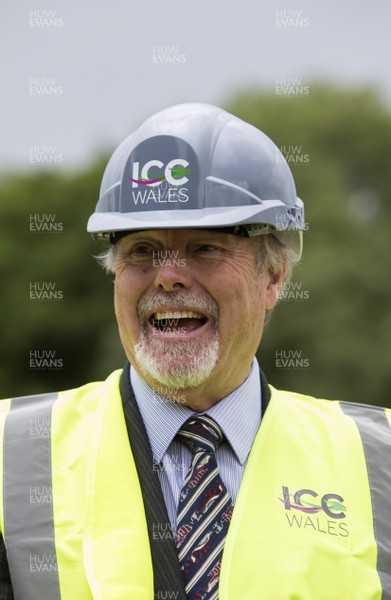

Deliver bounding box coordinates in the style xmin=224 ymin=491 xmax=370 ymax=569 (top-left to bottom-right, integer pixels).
xmin=0 ymin=363 xmax=271 ymax=599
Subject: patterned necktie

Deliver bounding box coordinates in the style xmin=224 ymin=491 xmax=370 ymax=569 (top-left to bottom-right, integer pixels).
xmin=176 ymin=415 xmax=234 ymax=600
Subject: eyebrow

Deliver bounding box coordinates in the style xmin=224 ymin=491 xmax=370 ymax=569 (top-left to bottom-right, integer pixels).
xmin=119 ymin=230 xmax=238 ymax=243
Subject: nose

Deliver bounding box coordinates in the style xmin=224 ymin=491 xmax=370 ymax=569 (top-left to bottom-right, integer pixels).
xmin=153 ymin=259 xmax=193 ymax=292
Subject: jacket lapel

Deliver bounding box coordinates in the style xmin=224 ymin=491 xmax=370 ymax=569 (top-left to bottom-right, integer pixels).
xmin=119 ymin=361 xmax=270 ymax=599
xmin=259 ymin=365 xmax=271 ymax=416
xmin=120 ymin=364 xmax=187 ymax=600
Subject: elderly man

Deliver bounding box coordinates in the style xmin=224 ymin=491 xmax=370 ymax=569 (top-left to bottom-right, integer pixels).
xmin=0 ymin=104 xmax=390 ymax=600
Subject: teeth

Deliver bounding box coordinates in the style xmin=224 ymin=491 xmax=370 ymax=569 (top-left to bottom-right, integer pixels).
xmin=153 ymin=311 xmax=204 ymax=320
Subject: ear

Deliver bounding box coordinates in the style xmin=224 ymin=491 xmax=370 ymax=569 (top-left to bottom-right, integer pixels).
xmin=265 ymin=269 xmax=286 ymax=310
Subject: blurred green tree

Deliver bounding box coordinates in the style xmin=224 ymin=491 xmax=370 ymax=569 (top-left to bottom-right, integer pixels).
xmin=1 ymin=84 xmax=390 ymax=405
xmin=227 ymin=85 xmax=391 ymax=405
xmin=0 ymin=161 xmax=125 ymax=397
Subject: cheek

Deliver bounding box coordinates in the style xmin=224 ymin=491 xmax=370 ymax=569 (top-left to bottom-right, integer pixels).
xmin=114 ymin=274 xmax=138 ymax=325
xmin=217 ymin=279 xmax=264 ymax=334
xmin=113 ymin=276 xmax=125 ymax=315
xmin=113 ymin=285 xmax=122 ymax=323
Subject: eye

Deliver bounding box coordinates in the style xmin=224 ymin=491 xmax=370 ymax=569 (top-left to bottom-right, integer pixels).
xmin=120 ymin=242 xmax=157 ymax=263
xmin=131 ymin=243 xmax=154 ymax=255
xmin=195 ymin=244 xmax=219 ymax=253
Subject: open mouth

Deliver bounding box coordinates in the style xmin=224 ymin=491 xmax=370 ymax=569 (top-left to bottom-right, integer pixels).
xmin=149 ymin=310 xmax=208 ymax=336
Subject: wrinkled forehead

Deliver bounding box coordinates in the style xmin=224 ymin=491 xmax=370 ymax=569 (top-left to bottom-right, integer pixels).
xmin=114 ymin=228 xmax=255 ymax=247
xmin=111 ymin=226 xmax=253 ymax=245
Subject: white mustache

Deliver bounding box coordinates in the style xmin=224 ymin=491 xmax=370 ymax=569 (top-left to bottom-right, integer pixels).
xmin=138 ymin=291 xmax=219 ymax=321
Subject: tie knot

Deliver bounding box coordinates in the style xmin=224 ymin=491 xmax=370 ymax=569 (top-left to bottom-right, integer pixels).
xmin=176 ymin=415 xmax=224 ymax=455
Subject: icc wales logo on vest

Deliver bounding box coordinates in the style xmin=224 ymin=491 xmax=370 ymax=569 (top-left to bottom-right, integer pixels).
xmin=278 ymin=485 xmax=349 ymax=537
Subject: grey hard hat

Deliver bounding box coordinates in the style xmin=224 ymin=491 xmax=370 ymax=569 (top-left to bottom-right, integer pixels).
xmin=87 ymin=103 xmax=304 ymax=257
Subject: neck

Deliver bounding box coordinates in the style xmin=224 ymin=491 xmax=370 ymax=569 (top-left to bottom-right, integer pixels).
xmin=138 ymin=364 xmax=254 ymax=412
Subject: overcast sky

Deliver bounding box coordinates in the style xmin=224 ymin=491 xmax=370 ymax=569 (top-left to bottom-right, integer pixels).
xmin=1 ymin=0 xmax=390 ymax=172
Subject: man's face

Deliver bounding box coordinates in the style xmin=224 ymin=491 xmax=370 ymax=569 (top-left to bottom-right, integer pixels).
xmin=114 ymin=229 xmax=282 ymax=408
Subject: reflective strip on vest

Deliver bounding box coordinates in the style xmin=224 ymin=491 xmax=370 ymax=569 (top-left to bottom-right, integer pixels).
xmin=220 ymin=389 xmax=384 ymax=600
xmin=1 ymin=374 xmax=391 ymax=600
xmin=1 ymin=372 xmax=154 ymax=600
xmin=341 ymin=401 xmax=391 ymax=599
xmin=3 ymin=393 xmax=61 ymax=600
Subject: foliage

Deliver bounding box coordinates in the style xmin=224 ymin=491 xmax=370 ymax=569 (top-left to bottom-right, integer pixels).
xmin=1 ymin=85 xmax=390 ymax=405
xmin=0 ymin=161 xmax=125 ymax=397
xmin=227 ymin=85 xmax=391 ymax=405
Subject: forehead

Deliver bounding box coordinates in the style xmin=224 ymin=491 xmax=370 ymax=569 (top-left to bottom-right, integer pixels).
xmin=116 ymin=228 xmax=245 ymax=246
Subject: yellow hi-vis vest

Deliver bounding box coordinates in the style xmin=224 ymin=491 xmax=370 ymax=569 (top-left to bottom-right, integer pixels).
xmin=0 ymin=369 xmax=391 ymax=600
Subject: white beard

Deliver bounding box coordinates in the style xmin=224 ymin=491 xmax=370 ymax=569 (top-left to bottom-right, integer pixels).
xmin=135 ymin=289 xmax=220 ymax=393
xmin=134 ymin=331 xmax=220 ymax=391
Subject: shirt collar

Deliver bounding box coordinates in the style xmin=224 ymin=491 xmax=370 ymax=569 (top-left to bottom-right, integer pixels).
xmin=130 ymin=359 xmax=262 ymax=466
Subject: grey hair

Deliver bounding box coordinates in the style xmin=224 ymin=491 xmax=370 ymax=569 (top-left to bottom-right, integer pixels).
xmin=255 ymin=234 xmax=300 ymax=324
xmin=256 ymin=234 xmax=298 ymax=282
xmin=95 ymin=245 xmax=118 ymax=274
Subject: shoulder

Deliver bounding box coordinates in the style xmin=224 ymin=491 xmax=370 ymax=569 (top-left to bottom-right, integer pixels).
xmin=0 ymin=369 xmax=124 ymax=411
xmin=268 ymin=384 xmax=391 ymax=423
xmin=268 ymin=385 xmax=338 ymax=406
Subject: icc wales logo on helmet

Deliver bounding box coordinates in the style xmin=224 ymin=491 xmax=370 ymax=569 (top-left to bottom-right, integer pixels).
xmin=129 ymin=159 xmax=191 ymax=205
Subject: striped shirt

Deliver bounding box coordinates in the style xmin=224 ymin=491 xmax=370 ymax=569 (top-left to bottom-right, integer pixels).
xmin=130 ymin=359 xmax=262 ymax=534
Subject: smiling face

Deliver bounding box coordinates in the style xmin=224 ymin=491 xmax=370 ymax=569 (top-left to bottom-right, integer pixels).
xmin=114 ymin=229 xmax=284 ymax=410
